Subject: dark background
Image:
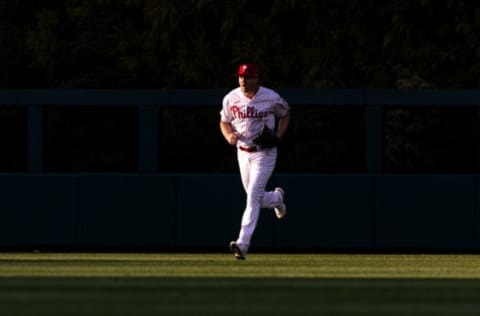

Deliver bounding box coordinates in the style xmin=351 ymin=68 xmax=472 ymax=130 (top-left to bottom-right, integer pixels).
xmin=2 ymin=0 xmax=479 ymax=89
xmin=1 ymin=0 xmax=479 ymax=173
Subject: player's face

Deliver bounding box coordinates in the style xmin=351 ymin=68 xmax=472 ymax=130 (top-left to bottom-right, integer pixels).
xmin=238 ymin=75 xmax=259 ymax=95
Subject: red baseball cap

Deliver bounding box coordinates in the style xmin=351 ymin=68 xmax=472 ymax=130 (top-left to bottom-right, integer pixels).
xmin=238 ymin=64 xmax=259 ymax=76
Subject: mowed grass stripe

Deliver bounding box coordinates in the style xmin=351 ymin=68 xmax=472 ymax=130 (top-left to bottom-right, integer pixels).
xmin=1 ymin=278 xmax=480 ymax=316
xmin=0 ymin=253 xmax=480 ymax=278
xmin=1 ymin=254 xmax=480 ymax=315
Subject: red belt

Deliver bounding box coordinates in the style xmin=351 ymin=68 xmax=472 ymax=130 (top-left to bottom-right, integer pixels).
xmin=239 ymin=146 xmax=258 ymax=153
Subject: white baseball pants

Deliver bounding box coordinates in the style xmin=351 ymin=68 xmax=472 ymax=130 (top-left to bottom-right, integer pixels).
xmin=235 ymin=147 xmax=283 ymax=252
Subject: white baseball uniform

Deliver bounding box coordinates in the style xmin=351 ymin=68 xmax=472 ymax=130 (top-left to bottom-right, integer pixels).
xmin=220 ymin=86 xmax=290 ymax=255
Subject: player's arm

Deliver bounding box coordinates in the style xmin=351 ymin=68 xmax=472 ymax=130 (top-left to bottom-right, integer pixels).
xmin=276 ymin=112 xmax=290 ymax=140
xmin=220 ymin=120 xmax=239 ymax=145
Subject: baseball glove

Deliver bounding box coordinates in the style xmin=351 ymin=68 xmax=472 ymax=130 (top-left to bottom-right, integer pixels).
xmin=253 ymin=126 xmax=280 ymax=148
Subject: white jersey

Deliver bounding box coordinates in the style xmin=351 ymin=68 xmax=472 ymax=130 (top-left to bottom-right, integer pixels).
xmin=220 ymin=86 xmax=290 ymax=148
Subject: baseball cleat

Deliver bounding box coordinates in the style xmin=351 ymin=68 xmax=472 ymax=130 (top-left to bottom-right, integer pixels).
xmin=229 ymin=241 xmax=246 ymax=260
xmin=274 ymin=187 xmax=286 ymax=219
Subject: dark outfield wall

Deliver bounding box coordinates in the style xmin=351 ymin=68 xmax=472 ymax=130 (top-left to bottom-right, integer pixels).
xmin=0 ymin=173 xmax=477 ymax=252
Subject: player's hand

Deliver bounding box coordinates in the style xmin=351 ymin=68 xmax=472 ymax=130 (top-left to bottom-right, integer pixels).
xmin=227 ymin=132 xmax=239 ymax=145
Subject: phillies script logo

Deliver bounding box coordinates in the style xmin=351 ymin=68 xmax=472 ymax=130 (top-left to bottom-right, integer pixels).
xmin=231 ymin=106 xmax=268 ymax=119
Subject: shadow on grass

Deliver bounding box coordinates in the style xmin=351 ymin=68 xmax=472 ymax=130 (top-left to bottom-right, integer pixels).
xmin=1 ymin=277 xmax=480 ymax=316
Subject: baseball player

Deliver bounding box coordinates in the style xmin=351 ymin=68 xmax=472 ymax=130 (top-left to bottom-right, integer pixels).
xmin=219 ymin=63 xmax=290 ymax=260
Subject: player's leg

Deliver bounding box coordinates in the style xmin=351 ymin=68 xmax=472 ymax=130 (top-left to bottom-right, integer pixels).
xmin=256 ymin=148 xmax=284 ymax=212
xmin=261 ymin=189 xmax=283 ymax=208
xmin=236 ymin=149 xmax=277 ymax=253
xmin=230 ymin=149 xmax=252 ymax=259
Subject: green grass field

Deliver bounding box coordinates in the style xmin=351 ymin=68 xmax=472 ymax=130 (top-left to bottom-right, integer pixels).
xmin=1 ymin=252 xmax=480 ymax=315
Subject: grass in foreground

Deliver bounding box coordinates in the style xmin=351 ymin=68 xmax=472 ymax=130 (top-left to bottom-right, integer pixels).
xmin=1 ymin=253 xmax=480 ymax=315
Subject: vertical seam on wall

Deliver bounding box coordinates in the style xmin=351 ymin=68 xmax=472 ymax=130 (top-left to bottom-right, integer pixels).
xmin=371 ymin=175 xmax=377 ymax=251
xmin=474 ymin=175 xmax=478 ymax=250
xmin=172 ymin=175 xmax=179 ymax=248
xmin=73 ymin=175 xmax=79 ymax=248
